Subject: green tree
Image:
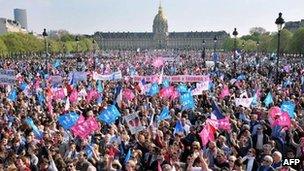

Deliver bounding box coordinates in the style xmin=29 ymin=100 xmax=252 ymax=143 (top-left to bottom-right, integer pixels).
xmin=0 ymin=38 xmax=8 ymax=55
xmin=269 ymin=29 xmax=292 ymax=53
xmin=288 ymin=28 xmax=304 ymax=54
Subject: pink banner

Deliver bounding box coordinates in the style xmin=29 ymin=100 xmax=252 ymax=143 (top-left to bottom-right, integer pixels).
xmin=133 ymin=75 xmax=210 ymax=83
xmin=123 ymin=89 xmax=135 ymax=101
xmin=219 ymin=85 xmax=230 ymax=99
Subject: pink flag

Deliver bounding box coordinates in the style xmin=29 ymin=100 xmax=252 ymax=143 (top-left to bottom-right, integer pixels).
xmin=159 ymin=86 xmax=174 ymax=99
xmin=69 ymin=90 xmax=78 ymax=103
xmin=170 ymin=89 xmax=180 ymax=100
xmin=53 ymin=88 xmax=65 ymax=100
xmin=199 ymin=126 xmax=210 ymax=146
xmin=123 ymin=89 xmax=135 ymax=101
xmin=152 ymin=57 xmax=164 ymax=68
xmin=274 ymin=112 xmax=291 ymax=128
xmin=218 ymin=117 xmax=231 ymax=131
xmin=269 ymin=106 xmax=282 ymax=120
xmin=86 ymin=117 xmax=100 ymax=132
xmin=199 ymin=124 xmax=216 ymax=146
xmin=219 ymin=85 xmax=230 ymax=99
xmin=86 ymin=89 xmax=99 ymax=103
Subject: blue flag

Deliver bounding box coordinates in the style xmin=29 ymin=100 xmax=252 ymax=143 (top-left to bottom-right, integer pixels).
xmin=177 ymin=84 xmax=188 ymax=94
xmin=281 ymin=101 xmax=296 ymax=118
xmin=237 ymin=74 xmax=246 ymax=81
xmin=8 ymin=89 xmax=17 ymax=102
xmin=58 ymin=112 xmax=80 ymax=130
xmin=97 ymin=105 xmax=121 ymax=125
xmin=264 ymin=92 xmax=273 ymax=107
xmin=124 ymin=149 xmax=132 ymax=163
xmin=53 ymin=59 xmax=61 ymax=68
xmin=148 ymin=83 xmax=159 ymax=96
xmin=20 ymin=82 xmax=28 ymax=91
xmin=37 ymin=92 xmax=45 ymax=106
xmin=97 ymin=80 xmax=103 ymax=93
xmin=162 ymin=79 xmax=170 ymax=88
xmin=157 ymin=106 xmax=170 ymax=123
xmin=180 ymin=92 xmax=195 ymax=110
xmin=85 ymin=144 xmax=93 ymax=159
xmin=173 ymin=121 xmax=184 ymax=135
xmin=211 ymin=99 xmax=225 ymax=119
xmin=25 ymin=117 xmax=43 ymax=140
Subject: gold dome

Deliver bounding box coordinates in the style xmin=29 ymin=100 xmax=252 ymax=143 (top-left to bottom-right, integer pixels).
xmin=153 ymin=3 xmax=168 ymax=34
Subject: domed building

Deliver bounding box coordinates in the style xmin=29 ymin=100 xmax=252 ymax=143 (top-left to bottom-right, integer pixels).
xmin=94 ymin=3 xmax=228 ymax=50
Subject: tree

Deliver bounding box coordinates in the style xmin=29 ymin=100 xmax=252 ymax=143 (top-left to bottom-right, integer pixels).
xmin=269 ymin=29 xmax=292 ymax=53
xmin=0 ymin=38 xmax=8 ymax=55
xmin=249 ymin=27 xmax=267 ymax=35
xmin=288 ymin=28 xmax=304 ymax=54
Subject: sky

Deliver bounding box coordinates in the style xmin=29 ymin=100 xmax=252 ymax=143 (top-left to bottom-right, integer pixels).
xmin=0 ymin=0 xmax=304 ymax=36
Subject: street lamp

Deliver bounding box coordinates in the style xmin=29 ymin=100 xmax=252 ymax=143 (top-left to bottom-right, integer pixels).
xmin=213 ymin=36 xmax=218 ymax=70
xmin=75 ymin=36 xmax=80 ymax=53
xmin=275 ymin=12 xmax=285 ymax=82
xmin=202 ymin=39 xmax=206 ymax=64
xmin=256 ymin=41 xmax=260 ymax=65
xmin=232 ymin=28 xmax=238 ymax=70
xmin=241 ymin=42 xmax=246 ymax=63
xmin=42 ymin=28 xmax=48 ymax=72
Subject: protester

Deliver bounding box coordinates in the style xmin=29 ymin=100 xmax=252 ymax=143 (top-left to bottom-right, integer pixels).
xmin=0 ymin=50 xmax=303 ymax=171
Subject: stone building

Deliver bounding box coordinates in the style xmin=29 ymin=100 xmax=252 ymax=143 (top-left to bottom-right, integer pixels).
xmin=284 ymin=19 xmax=304 ymax=32
xmin=94 ymin=4 xmax=228 ymax=50
xmin=0 ymin=18 xmax=27 ymax=35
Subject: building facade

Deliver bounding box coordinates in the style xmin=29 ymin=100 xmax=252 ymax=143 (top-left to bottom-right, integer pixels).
xmin=284 ymin=19 xmax=304 ymax=32
xmin=94 ymin=5 xmax=228 ymax=50
xmin=0 ymin=18 xmax=27 ymax=35
xmin=14 ymin=9 xmax=28 ymax=30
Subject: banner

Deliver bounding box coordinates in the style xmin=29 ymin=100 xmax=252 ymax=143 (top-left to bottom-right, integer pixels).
xmin=0 ymin=69 xmax=16 ymax=85
xmin=133 ymin=75 xmax=210 ymax=83
xmin=69 ymin=72 xmax=87 ymax=84
xmin=49 ymin=76 xmax=63 ymax=86
xmin=93 ymin=71 xmax=122 ymax=81
xmin=192 ymin=78 xmax=210 ymax=95
xmin=124 ymin=114 xmax=145 ymax=134
xmin=235 ymin=97 xmax=253 ymax=108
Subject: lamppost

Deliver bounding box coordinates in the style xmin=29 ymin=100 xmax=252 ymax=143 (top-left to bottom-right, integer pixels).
xmin=256 ymin=41 xmax=260 ymax=65
xmin=213 ymin=36 xmax=218 ymax=70
xmin=241 ymin=42 xmax=245 ymax=63
xmin=232 ymin=28 xmax=238 ymax=70
xmin=202 ymin=39 xmax=206 ymax=65
xmin=75 ymin=36 xmax=80 ymax=53
xmin=42 ymin=28 xmax=48 ymax=72
xmin=275 ymin=12 xmax=285 ymax=83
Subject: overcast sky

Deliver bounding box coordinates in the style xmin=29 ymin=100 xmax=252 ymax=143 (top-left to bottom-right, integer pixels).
xmin=1 ymin=0 xmax=304 ymax=36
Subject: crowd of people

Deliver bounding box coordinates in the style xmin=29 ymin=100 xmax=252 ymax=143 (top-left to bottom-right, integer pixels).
xmin=0 ymin=49 xmax=303 ymax=171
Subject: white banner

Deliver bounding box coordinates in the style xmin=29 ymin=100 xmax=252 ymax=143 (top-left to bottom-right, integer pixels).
xmin=133 ymin=75 xmax=209 ymax=83
xmin=0 ymin=69 xmax=16 ymax=85
xmin=93 ymin=71 xmax=122 ymax=81
xmin=235 ymin=98 xmax=253 ymax=108
xmin=192 ymin=78 xmax=210 ymax=95
xmin=124 ymin=113 xmax=145 ymax=134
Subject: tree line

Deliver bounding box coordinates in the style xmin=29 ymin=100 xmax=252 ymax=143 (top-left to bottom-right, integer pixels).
xmin=222 ymin=27 xmax=304 ymax=54
xmin=0 ymin=32 xmax=96 ymax=56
